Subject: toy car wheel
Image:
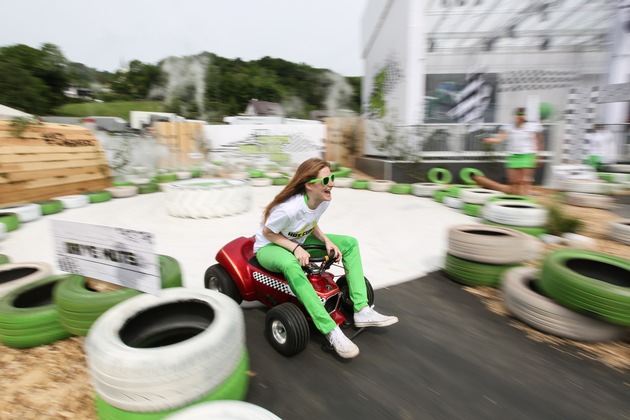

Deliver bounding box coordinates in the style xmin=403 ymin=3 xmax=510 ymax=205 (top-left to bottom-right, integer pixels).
xmin=264 ymin=303 xmax=309 ymax=357
xmin=204 ymin=264 xmax=243 ymax=304
xmin=336 ymin=276 xmax=375 ymax=320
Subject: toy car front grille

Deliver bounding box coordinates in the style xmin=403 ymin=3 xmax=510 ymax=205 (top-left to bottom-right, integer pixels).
xmin=324 ymin=294 xmax=340 ymax=314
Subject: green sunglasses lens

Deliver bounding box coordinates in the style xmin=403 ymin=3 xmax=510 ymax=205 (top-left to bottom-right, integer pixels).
xmin=322 ymin=174 xmax=335 ymax=185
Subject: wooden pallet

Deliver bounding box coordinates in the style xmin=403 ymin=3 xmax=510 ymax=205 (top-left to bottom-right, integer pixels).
xmin=0 ymin=120 xmax=112 ymax=207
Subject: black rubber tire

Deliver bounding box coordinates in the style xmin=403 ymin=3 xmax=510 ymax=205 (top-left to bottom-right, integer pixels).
xmin=264 ymin=303 xmax=310 ymax=357
xmin=204 ymin=264 xmax=243 ymax=304
xmin=0 ymin=212 xmax=20 ymax=232
xmin=0 ymin=275 xmax=73 ymax=348
xmin=501 ymin=266 xmax=628 ymax=342
xmin=336 ymin=276 xmax=375 ymax=321
xmin=427 ymin=168 xmax=453 ymax=184
xmin=34 ymin=200 xmax=64 ymax=215
xmin=539 ymin=249 xmax=630 ymax=326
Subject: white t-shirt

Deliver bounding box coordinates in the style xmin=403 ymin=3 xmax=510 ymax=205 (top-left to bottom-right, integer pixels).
xmin=587 ymin=130 xmax=615 ymax=162
xmin=501 ymin=122 xmax=543 ymax=154
xmin=254 ymin=194 xmax=330 ymax=253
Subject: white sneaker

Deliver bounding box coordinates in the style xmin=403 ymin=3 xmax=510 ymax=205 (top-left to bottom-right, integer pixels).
xmin=354 ymin=305 xmax=399 ymax=328
xmin=326 ymin=326 xmax=359 ymax=359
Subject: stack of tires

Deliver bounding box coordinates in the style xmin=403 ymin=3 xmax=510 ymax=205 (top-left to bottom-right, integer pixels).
xmin=444 ymin=225 xmax=534 ymax=287
xmin=460 ymin=188 xmax=503 ymax=217
xmin=559 ymin=179 xmax=617 ymax=209
xmin=501 ymin=249 xmax=630 ymax=342
xmin=85 ymin=288 xmax=250 ymax=419
xmin=482 ymin=200 xmax=548 ymax=237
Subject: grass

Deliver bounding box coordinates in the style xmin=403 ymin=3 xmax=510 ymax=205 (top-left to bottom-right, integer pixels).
xmin=53 ymin=101 xmax=164 ymax=120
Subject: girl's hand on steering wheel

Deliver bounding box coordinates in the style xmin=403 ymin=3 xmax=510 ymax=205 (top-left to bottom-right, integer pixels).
xmin=326 ymin=242 xmax=341 ymax=262
xmin=294 ymin=246 xmax=311 ymax=266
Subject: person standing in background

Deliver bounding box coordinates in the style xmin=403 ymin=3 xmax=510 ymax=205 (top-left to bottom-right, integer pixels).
xmin=585 ymin=124 xmax=616 ymax=170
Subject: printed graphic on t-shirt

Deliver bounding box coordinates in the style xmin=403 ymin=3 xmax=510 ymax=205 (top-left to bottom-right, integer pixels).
xmin=287 ymin=222 xmax=316 ymax=238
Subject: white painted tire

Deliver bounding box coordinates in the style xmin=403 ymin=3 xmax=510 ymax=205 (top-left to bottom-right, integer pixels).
xmin=460 ymin=188 xmax=503 ymax=204
xmin=250 ymin=178 xmax=273 ymax=187
xmin=482 ymin=202 xmax=547 ymax=227
xmin=608 ymin=219 xmax=630 ymax=246
xmin=411 ymin=182 xmax=444 ymax=197
xmin=175 ymin=171 xmax=192 ymax=180
xmin=333 ymin=177 xmax=354 ymax=188
xmin=559 ymin=180 xmax=614 ymax=194
xmin=564 ymin=192 xmax=615 ymax=209
xmin=0 ymin=203 xmax=42 ymax=223
xmin=164 ymin=401 xmax=282 ymax=420
xmin=448 ymin=225 xmax=533 ymax=264
xmin=53 ymin=195 xmax=90 ymax=209
xmin=229 ymin=171 xmax=250 ymax=181
xmin=165 ymin=179 xmax=252 ymax=218
xmin=443 ymin=196 xmax=463 ymax=209
xmin=85 ymin=288 xmax=245 ymax=412
xmin=368 ymin=180 xmax=395 ymax=192
xmin=0 ymin=223 xmax=6 ymax=242
xmin=0 ymin=262 xmax=53 ymax=298
xmin=501 ymin=267 xmax=628 ymax=342
xmin=106 ymin=186 xmax=139 ymax=198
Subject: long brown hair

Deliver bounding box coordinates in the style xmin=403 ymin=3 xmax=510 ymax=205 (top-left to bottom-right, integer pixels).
xmin=262 ymin=158 xmax=330 ymax=223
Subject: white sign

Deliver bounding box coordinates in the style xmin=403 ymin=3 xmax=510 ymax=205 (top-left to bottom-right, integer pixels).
xmin=51 ymin=220 xmax=161 ymax=294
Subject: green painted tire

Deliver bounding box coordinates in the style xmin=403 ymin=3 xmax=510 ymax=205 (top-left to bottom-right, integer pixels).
xmin=390 ymin=183 xmax=412 ymax=194
xmin=34 ymin=200 xmax=64 ymax=215
xmin=54 ymin=255 xmax=182 ymax=336
xmin=482 ymin=220 xmax=547 ymax=237
xmin=113 ymin=181 xmax=135 ymax=187
xmin=0 ymin=255 xmax=9 ymax=265
xmin=93 ymin=350 xmax=250 ymax=420
xmin=463 ymin=203 xmax=483 ymax=217
xmin=0 ymin=275 xmax=74 ymax=348
xmin=334 ymin=167 xmax=352 ymax=178
xmin=272 ymin=177 xmax=290 ymax=186
xmin=0 ymin=213 xmax=20 ymax=232
xmin=84 ymin=190 xmax=113 ymax=204
xmin=137 ymin=183 xmax=160 ymax=194
xmin=190 ymin=168 xmax=203 ymax=178
xmin=248 ymin=169 xmax=265 ymax=178
xmin=487 ymin=195 xmax=537 ymax=204
xmin=156 ymin=173 xmax=178 ymax=183
xmin=459 ymin=168 xmax=484 ymax=185
xmin=427 ymin=168 xmax=453 ymax=184
xmin=445 ymin=184 xmax=477 ymax=198
xmin=351 ymin=180 xmax=369 ymax=189
xmin=444 ymin=253 xmax=521 ymax=288
xmin=539 ymin=249 xmax=630 ymax=326
xmin=433 ymin=189 xmax=448 ymax=203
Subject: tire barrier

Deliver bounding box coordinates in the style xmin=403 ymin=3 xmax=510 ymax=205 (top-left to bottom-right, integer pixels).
xmin=0 ymin=254 xmax=8 ymax=264
xmin=444 ymin=185 xmax=477 ymax=198
xmin=460 ymin=188 xmax=503 ymax=205
xmin=605 ymin=164 xmax=630 ymax=173
xmin=608 ymin=219 xmax=630 ymax=246
xmin=164 ymin=401 xmax=281 ymax=420
xmin=85 ymin=288 xmax=248 ymax=413
xmin=443 ymin=196 xmax=463 ymax=209
xmin=390 ymin=183 xmax=412 ymax=194
xmin=0 ymin=275 xmax=74 ymax=348
xmin=165 ymin=179 xmax=252 ymax=219
xmin=272 ymin=177 xmax=290 ymax=186
xmin=175 ymin=171 xmax=192 ymax=180
xmin=0 ymin=262 xmax=53 ymax=298
xmin=137 ymin=183 xmax=160 ymax=194
xmin=540 ymin=249 xmax=630 ymax=326
xmin=563 ymin=192 xmax=615 ymax=209
xmin=486 ymin=195 xmax=537 ymax=205
xmin=83 ymin=190 xmax=114 ymax=204
xmin=333 ymin=177 xmax=354 ymax=188
xmin=0 ymin=203 xmax=42 ymax=223
xmin=559 ymin=179 xmax=614 ymax=195
xmin=0 ymin=223 xmax=6 ymax=242
xmin=250 ymin=177 xmax=273 ymax=187
xmin=334 ymin=167 xmax=352 ymax=178
xmin=482 ymin=201 xmax=548 ymax=228
xmin=229 ymin=171 xmax=250 ymax=181
xmin=448 ymin=225 xmax=533 ymax=265
xmin=0 ymin=212 xmax=20 ymax=232
xmin=248 ymin=169 xmax=265 ymax=178
xmin=155 ymin=173 xmax=179 ymax=183
xmin=444 ymin=253 xmax=520 ymax=287
xmin=462 ymin=202 xmax=483 ymax=217
xmin=53 ymin=194 xmax=90 ymax=209
xmin=459 ymin=167 xmax=484 ymax=185
xmin=482 ymin=220 xmax=547 ymax=237
xmin=427 ymin=167 xmax=453 ymax=184
xmin=54 ymin=255 xmax=182 ymax=336
xmin=34 ymin=199 xmax=64 ymax=215
xmin=368 ymin=180 xmax=395 ymax=192
xmin=433 ymin=189 xmax=448 ymax=203
xmin=501 ymin=267 xmax=628 ymax=342
xmin=351 ymin=180 xmax=369 ymax=189
xmin=106 ymin=186 xmax=139 ymax=198
xmin=411 ymin=182 xmax=443 ymax=197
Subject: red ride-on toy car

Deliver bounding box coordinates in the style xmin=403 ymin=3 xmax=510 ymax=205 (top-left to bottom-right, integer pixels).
xmin=204 ymin=236 xmax=374 ymax=357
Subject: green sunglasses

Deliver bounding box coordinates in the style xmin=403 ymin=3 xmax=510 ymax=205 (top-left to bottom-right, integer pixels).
xmin=308 ymin=174 xmax=335 ymax=185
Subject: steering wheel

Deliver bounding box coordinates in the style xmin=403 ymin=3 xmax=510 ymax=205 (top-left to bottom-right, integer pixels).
xmin=300 ymin=244 xmax=336 ymax=272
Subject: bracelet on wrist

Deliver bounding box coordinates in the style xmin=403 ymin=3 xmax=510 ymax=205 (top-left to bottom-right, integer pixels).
xmin=292 ymin=244 xmax=301 ymax=255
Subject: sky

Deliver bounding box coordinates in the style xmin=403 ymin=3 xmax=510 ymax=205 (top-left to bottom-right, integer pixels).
xmin=3 ymin=0 xmax=367 ymax=77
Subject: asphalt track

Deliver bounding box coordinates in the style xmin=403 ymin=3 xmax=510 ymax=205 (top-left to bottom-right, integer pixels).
xmin=244 ymin=270 xmax=630 ymax=420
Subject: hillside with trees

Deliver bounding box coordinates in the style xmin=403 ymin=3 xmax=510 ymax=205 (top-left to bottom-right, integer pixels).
xmin=0 ymin=43 xmax=361 ymax=122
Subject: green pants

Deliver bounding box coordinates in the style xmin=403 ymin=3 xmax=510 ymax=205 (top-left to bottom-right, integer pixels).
xmin=256 ymin=234 xmax=368 ymax=335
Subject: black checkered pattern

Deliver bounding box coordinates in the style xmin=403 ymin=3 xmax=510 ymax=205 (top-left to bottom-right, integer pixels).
xmin=498 ymin=70 xmax=578 ymax=92
xmin=561 ymin=86 xmax=599 ymax=163
xmin=252 ymin=271 xmax=327 ymax=304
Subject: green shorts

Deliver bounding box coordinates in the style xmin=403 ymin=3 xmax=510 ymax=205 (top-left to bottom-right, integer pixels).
xmin=506 ymin=153 xmax=536 ymax=169
xmin=586 ymin=155 xmax=602 ymax=170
